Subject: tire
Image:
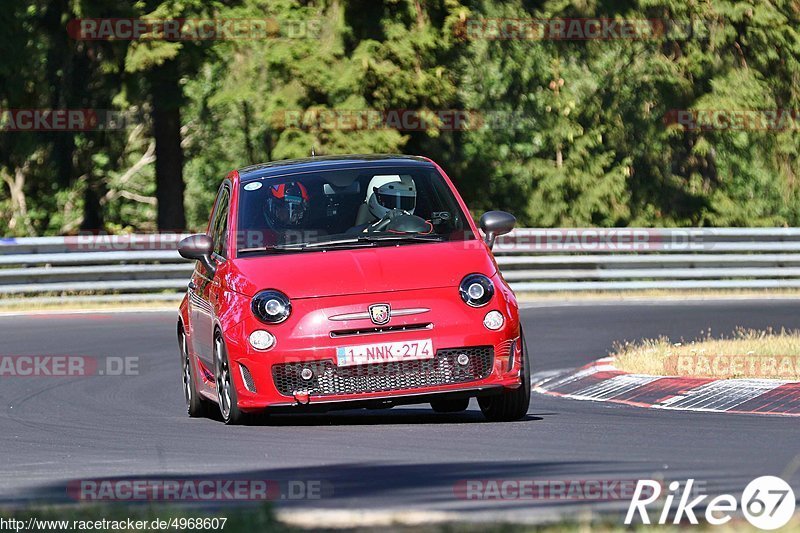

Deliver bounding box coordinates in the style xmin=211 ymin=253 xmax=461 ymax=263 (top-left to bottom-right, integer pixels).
xmin=479 ymin=329 xmax=531 ymax=422
xmin=430 ymin=398 xmax=470 ymax=413
xmin=180 ymin=328 xmax=207 ymax=418
xmin=214 ymin=333 xmax=247 ymax=425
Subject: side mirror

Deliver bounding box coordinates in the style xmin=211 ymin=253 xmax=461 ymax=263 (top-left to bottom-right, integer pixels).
xmin=178 ymin=234 xmax=216 ymax=275
xmin=479 ymin=211 xmax=516 ymax=250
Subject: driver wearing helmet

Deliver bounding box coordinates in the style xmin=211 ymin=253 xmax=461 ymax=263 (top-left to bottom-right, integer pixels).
xmin=263 ymin=181 xmax=310 ymax=230
xmin=368 ymin=176 xmax=417 ymax=219
xmin=349 ymin=175 xmax=417 ymax=233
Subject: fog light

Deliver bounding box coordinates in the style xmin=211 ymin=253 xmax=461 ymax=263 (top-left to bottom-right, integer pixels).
xmin=249 ymin=330 xmax=276 ymax=351
xmin=483 ymin=310 xmax=504 ymax=331
xmin=300 ymin=367 xmax=314 ymax=381
xmin=457 ymin=353 xmax=470 ymax=366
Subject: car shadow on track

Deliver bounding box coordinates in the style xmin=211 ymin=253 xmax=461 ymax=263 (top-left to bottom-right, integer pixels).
xmin=240 ymin=408 xmax=544 ymax=427
xmin=14 ymin=460 xmax=662 ymax=514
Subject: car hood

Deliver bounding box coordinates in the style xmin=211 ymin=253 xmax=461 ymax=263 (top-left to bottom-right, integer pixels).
xmin=228 ymin=240 xmax=496 ymax=299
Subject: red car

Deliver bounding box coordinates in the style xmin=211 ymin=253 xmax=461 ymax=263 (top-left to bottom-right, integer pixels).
xmin=177 ymin=155 xmax=529 ymax=424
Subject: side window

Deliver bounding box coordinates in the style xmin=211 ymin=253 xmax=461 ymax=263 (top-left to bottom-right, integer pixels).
xmin=211 ymin=187 xmax=230 ymax=258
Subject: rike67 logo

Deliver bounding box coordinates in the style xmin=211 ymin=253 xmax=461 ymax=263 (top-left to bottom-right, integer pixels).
xmin=626 ymin=477 xmax=795 ymax=530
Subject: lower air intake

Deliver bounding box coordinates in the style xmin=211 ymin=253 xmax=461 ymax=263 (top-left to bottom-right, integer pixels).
xmin=239 ymin=363 xmax=257 ymax=393
xmin=272 ymin=346 xmax=494 ymax=397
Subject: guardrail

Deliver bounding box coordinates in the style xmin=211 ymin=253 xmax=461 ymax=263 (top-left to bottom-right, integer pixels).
xmin=2 ymin=228 xmax=800 ymax=302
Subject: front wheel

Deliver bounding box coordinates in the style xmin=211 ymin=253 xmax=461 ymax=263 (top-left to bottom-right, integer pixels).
xmin=214 ymin=333 xmax=247 ymax=425
xmin=479 ymin=330 xmax=531 ymax=422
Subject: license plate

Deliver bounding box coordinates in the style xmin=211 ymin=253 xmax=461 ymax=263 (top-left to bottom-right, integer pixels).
xmin=335 ymin=339 xmax=434 ymax=367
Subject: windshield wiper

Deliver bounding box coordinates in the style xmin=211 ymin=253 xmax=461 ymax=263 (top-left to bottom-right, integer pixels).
xmin=286 ymin=234 xmax=445 ymax=249
xmin=360 ymin=234 xmax=445 ymax=244
xmin=240 ymin=238 xmax=371 ymax=254
xmin=240 ymin=234 xmax=445 ymax=254
xmin=274 ymin=237 xmax=375 ymax=251
xmin=239 ymin=245 xmax=314 ymax=254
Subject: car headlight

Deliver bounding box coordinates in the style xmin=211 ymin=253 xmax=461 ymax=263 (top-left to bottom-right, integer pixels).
xmin=459 ymin=274 xmax=494 ymax=307
xmin=252 ymin=290 xmax=292 ymax=324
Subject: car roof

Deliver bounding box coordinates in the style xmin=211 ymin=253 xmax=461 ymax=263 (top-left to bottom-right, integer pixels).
xmin=237 ymin=154 xmax=435 ymax=182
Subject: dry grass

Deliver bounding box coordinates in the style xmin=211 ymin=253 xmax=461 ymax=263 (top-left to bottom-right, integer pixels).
xmin=613 ymin=328 xmax=800 ymax=380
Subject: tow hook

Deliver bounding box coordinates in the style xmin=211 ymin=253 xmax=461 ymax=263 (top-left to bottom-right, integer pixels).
xmin=293 ymin=391 xmax=311 ymax=405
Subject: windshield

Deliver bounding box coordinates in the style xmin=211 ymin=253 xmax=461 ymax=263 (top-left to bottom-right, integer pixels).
xmin=236 ymin=166 xmax=474 ymax=254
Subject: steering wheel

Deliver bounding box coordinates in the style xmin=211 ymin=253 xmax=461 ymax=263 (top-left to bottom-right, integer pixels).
xmin=367 ymin=209 xmax=432 ymax=234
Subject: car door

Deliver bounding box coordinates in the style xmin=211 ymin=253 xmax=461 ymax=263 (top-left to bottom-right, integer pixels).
xmin=191 ymin=184 xmax=230 ymax=372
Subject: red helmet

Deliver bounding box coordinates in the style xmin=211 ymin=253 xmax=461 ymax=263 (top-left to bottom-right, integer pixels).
xmin=264 ymin=181 xmax=309 ymax=228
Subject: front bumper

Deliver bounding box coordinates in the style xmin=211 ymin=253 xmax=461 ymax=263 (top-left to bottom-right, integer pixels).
xmin=261 ymin=385 xmax=507 ymax=414
xmin=221 ymin=286 xmax=522 ymax=411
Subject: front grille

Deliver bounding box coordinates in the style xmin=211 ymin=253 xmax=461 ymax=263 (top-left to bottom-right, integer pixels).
xmin=272 ymin=346 xmax=494 ymax=397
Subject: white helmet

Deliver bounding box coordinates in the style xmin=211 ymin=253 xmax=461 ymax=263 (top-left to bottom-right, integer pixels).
xmin=367 ymin=175 xmax=416 ymax=219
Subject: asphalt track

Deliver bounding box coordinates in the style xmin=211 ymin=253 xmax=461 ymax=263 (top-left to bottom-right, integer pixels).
xmin=1 ymin=299 xmax=799 ymax=522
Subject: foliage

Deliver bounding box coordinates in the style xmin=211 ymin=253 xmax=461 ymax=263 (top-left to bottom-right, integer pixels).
xmin=1 ymin=0 xmax=799 ymax=233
